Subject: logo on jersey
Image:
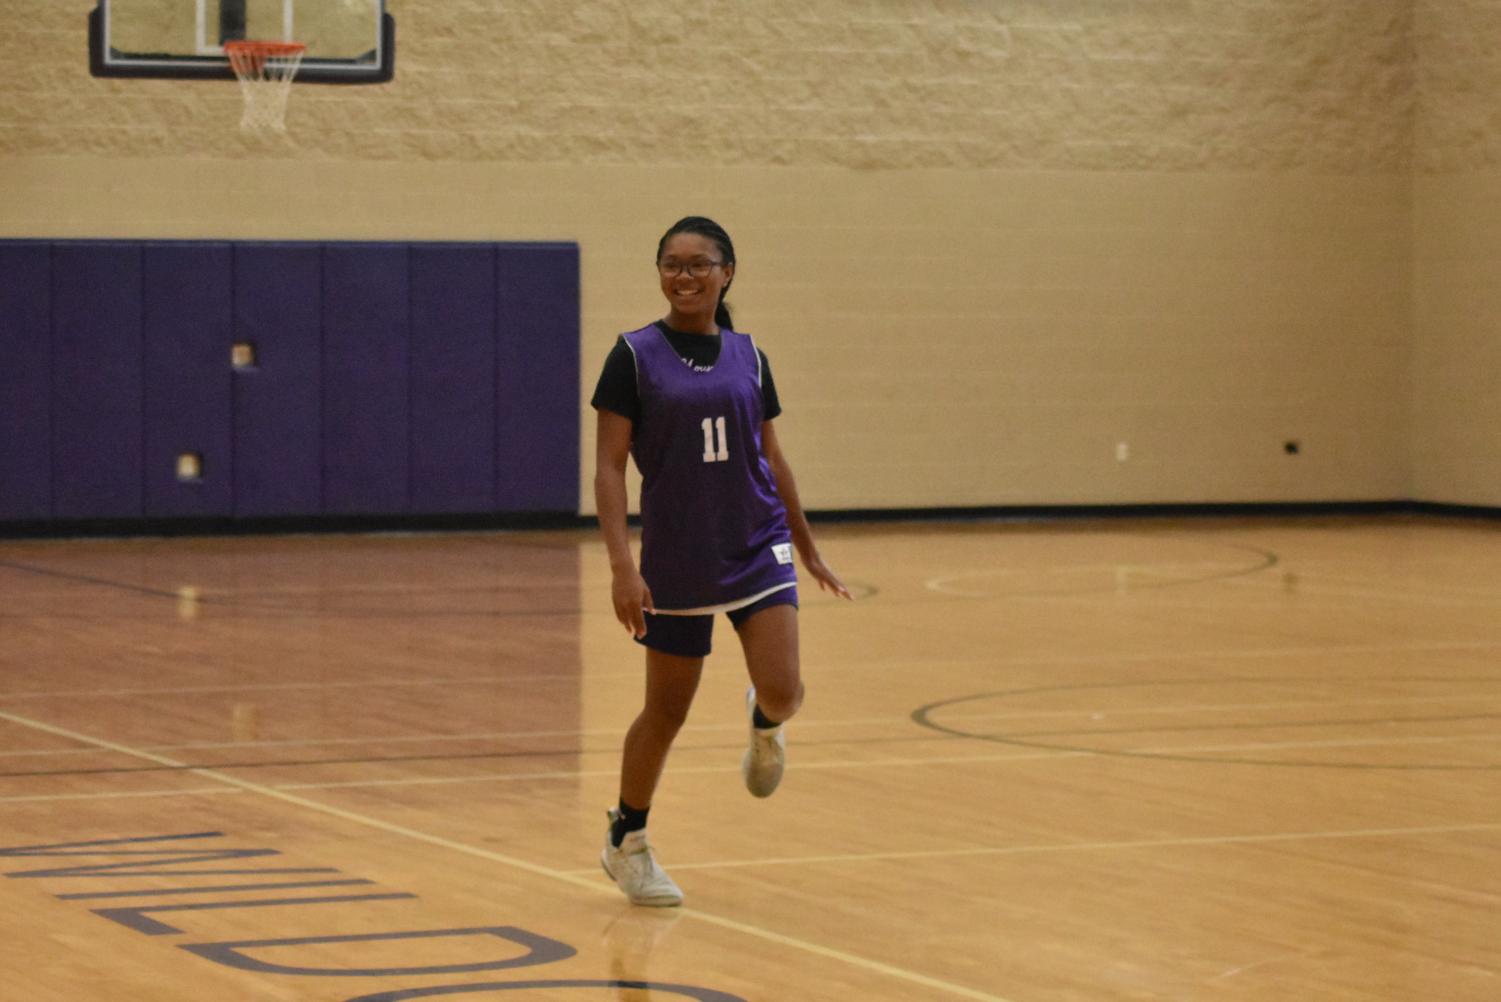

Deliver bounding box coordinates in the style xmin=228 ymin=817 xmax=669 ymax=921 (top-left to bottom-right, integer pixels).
xmin=772 ymin=543 xmax=793 ymax=565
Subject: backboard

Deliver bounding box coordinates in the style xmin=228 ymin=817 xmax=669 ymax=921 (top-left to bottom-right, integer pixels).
xmin=89 ymin=0 xmax=394 ymax=83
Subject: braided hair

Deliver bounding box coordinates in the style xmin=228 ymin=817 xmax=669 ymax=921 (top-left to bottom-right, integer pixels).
xmin=657 ymin=216 xmax=736 ymax=331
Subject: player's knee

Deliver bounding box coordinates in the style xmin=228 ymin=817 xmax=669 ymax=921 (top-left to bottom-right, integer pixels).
xmin=755 ymin=677 xmax=803 ymax=723
xmin=647 ymin=699 xmax=693 ymax=734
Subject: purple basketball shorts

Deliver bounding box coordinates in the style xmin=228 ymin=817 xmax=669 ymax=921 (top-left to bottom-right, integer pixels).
xmin=635 ymin=587 xmax=799 ymax=659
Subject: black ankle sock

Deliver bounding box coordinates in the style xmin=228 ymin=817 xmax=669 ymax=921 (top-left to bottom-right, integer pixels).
xmin=611 ymin=800 xmax=649 ymax=847
xmin=752 ymin=704 xmax=780 ymax=730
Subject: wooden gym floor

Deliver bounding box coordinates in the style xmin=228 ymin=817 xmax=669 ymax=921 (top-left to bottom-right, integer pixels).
xmin=1 ymin=514 xmax=1499 ymax=1001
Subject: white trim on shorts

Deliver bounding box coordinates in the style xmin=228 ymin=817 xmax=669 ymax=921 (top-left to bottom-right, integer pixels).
xmin=649 ymin=581 xmax=796 ymax=617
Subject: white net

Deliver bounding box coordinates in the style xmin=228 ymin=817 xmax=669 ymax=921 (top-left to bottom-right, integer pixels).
xmin=225 ymin=42 xmax=306 ymax=132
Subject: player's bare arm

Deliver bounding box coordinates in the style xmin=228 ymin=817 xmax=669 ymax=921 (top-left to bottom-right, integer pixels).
xmin=595 ymin=407 xmax=653 ymax=637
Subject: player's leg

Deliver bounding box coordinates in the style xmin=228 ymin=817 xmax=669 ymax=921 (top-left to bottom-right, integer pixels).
xmin=731 ymin=591 xmax=801 ymax=797
xmin=619 ymin=646 xmax=705 ymax=810
xmin=603 ymin=615 xmax=709 ymax=906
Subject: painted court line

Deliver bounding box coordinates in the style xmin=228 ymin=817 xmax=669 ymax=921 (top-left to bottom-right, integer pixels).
xmin=6 ymin=686 xmax=1500 ymax=762
xmin=925 ymin=561 xmax=1256 ymax=596
xmin=9 ymin=724 xmax=1496 ymax=802
xmin=270 ymin=729 xmax=1501 ymax=793
xmin=857 ymin=640 xmax=1501 ymax=673
xmin=10 ymin=725 xmax=1496 ymax=802
xmin=0 ymin=786 xmax=244 ymax=804
xmin=268 ymin=750 xmax=1092 ymax=791
xmin=283 ymin=725 xmax=1501 ymax=791
xmin=0 ymin=752 xmax=1087 ymax=799
xmin=0 ymin=707 xmax=1018 ymax=1002
xmin=1138 ymin=731 xmax=1501 ymax=755
xmin=601 ymin=821 xmax=1501 ymax=874
xmin=0 ymin=696 xmax=1496 ymax=776
xmin=133 ymin=715 xmax=934 ymax=750
xmin=945 ymin=691 xmax=1501 ymax=722
xmin=0 ymin=673 xmax=588 ymax=701
xmin=5 ymin=639 xmax=1500 ymax=704
xmin=1223 ymin=572 xmax=1501 ymax=605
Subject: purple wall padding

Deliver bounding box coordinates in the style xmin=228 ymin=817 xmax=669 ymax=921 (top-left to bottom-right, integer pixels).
xmin=233 ymin=244 xmax=323 ymax=518
xmin=495 ymin=245 xmax=580 ymax=512
xmin=409 ymin=245 xmax=498 ymax=513
xmin=0 ymin=245 xmax=52 ymax=520
xmin=321 ymin=245 xmax=411 ymax=515
xmin=2 ymin=238 xmax=580 ymax=528
xmin=143 ymin=244 xmax=234 ymax=518
xmin=50 ymin=243 xmax=145 ymax=520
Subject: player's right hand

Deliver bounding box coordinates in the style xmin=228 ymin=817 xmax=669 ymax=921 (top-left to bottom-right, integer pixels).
xmin=610 ymin=567 xmax=654 ymax=639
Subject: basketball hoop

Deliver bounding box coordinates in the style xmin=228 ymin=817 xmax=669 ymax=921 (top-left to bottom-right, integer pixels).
xmin=224 ymin=40 xmax=306 ymax=132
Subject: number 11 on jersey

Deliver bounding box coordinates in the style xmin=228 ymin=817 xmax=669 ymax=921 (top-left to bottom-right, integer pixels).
xmin=701 ymin=416 xmax=729 ymax=463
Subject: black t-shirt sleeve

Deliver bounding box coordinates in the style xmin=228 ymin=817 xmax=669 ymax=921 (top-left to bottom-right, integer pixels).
xmin=759 ymin=349 xmax=782 ymax=421
xmin=590 ymin=337 xmax=640 ymax=424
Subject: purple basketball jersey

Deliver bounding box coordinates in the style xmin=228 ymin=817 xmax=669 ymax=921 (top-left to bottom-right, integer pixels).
xmin=623 ymin=324 xmax=796 ymax=612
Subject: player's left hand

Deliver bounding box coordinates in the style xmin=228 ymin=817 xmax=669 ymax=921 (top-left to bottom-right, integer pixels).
xmin=802 ymin=551 xmax=852 ymax=600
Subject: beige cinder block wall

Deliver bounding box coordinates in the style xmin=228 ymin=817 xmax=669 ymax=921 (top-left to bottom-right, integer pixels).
xmin=1411 ymin=0 xmax=1501 ymax=507
xmin=1 ymin=2 xmax=1418 ymax=513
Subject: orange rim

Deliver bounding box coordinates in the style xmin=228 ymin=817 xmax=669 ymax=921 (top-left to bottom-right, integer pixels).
xmin=223 ymin=41 xmax=307 ymax=58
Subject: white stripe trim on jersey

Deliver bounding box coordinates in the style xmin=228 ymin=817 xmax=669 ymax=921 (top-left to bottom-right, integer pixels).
xmin=649 ymin=581 xmax=796 ymax=617
xmin=747 ymin=332 xmax=763 ymax=386
xmin=620 ymin=335 xmax=641 ymax=394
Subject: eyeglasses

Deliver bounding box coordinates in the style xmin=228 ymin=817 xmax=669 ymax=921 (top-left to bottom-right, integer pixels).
xmin=657 ymin=258 xmax=724 ymax=278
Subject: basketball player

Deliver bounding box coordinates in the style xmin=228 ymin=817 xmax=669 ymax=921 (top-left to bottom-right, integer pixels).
xmin=592 ymin=216 xmax=851 ymax=906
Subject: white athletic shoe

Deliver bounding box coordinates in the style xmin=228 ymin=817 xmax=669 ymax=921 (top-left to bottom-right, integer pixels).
xmin=741 ymin=686 xmax=786 ymax=798
xmin=601 ymin=810 xmax=683 ymax=907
